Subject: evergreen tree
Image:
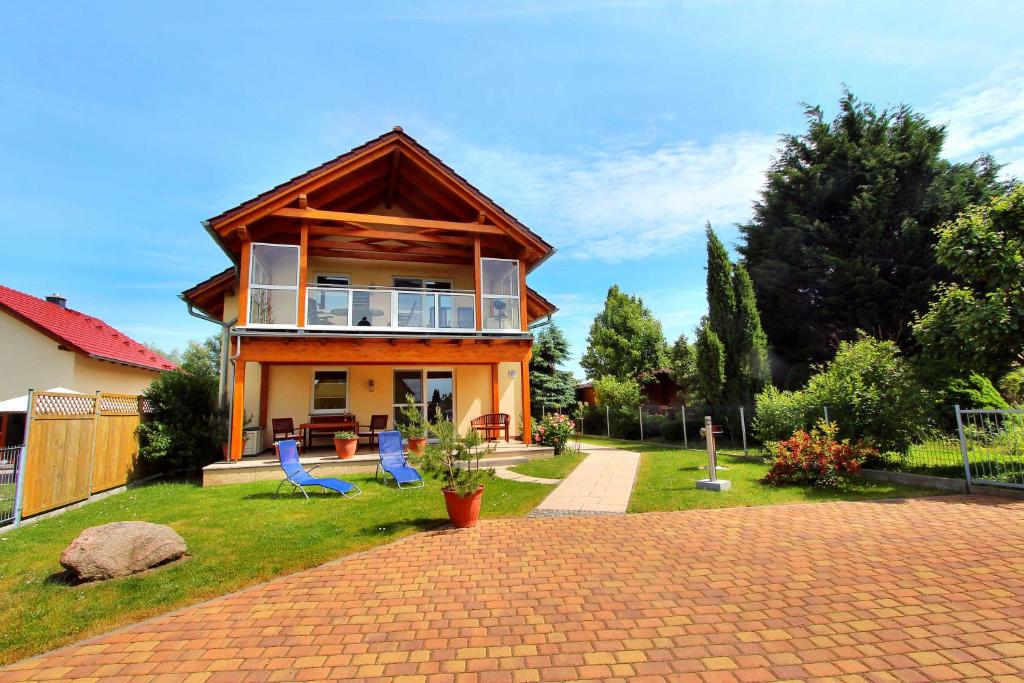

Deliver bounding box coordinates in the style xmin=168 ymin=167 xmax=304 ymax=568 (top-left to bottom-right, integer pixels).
xmin=701 ymin=224 xmax=772 ymax=404
xmin=694 ymin=320 xmax=725 ymax=405
xmin=739 ymin=89 xmax=1005 ymax=386
xmin=581 ymin=285 xmax=668 ymax=381
xmin=529 ymin=322 xmax=577 ymax=413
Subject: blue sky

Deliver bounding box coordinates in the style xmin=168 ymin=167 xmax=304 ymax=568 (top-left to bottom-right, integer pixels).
xmin=2 ymin=1 xmax=1022 ymax=377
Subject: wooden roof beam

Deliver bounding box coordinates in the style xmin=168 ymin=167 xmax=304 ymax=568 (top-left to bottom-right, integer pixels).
xmin=308 ymin=238 xmax=471 ymax=258
xmin=273 ymin=207 xmax=504 ymax=235
xmin=308 ymin=248 xmax=471 ymax=265
xmin=307 ymin=224 xmax=475 ymax=246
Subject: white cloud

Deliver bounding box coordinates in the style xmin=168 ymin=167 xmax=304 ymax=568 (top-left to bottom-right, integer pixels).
xmin=445 ymin=131 xmax=778 ymax=262
xmin=930 ymin=65 xmax=1024 ymax=177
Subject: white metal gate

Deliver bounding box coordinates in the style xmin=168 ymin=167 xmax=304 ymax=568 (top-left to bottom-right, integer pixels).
xmin=955 ymin=406 xmax=1024 ymax=491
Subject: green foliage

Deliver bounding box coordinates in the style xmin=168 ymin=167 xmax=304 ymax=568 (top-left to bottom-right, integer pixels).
xmin=581 ymin=285 xmax=668 ymax=380
xmin=694 ymin=320 xmax=725 ymax=405
xmin=533 ymin=412 xmax=576 ymax=455
xmin=913 ymin=185 xmax=1024 ymax=377
xmin=940 ymin=374 xmax=1008 ymax=411
xmin=333 ymin=430 xmax=358 ymax=440
xmin=739 ymin=89 xmax=1005 ymax=384
xmin=396 ymin=395 xmax=427 ymax=440
xmin=593 ymin=375 xmax=644 ymax=438
xmin=702 ymin=225 xmax=771 ymax=403
xmin=660 ymin=418 xmax=687 ymax=443
xmin=668 ymin=333 xmax=697 ymax=402
xmin=751 ymin=337 xmax=930 ymax=455
xmin=137 ymin=339 xmax=222 ymax=473
xmin=529 ymin=322 xmax=577 ymax=412
xmin=413 ymin=410 xmax=495 ymax=496
xmin=999 ymin=367 xmax=1024 ymax=406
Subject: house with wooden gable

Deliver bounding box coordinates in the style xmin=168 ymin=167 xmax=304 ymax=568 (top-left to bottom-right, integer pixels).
xmin=182 ymin=127 xmax=557 ymax=461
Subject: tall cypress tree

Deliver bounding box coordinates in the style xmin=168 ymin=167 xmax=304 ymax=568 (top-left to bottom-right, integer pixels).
xmin=705 ymin=223 xmax=737 ymax=380
xmin=694 ymin=319 xmax=725 ymax=405
xmin=733 ymin=263 xmax=771 ymax=396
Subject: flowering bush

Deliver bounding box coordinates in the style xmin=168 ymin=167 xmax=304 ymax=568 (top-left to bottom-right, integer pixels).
xmin=761 ymin=421 xmax=876 ymax=487
xmin=533 ymin=413 xmax=576 ymax=455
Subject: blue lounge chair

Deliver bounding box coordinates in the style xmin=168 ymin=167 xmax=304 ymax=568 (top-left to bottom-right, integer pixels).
xmin=376 ymin=430 xmax=424 ymax=489
xmin=275 ymin=439 xmax=361 ymax=498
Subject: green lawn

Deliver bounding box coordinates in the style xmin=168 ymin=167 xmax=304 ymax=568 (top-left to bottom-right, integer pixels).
xmin=0 ymin=472 xmax=554 ymax=664
xmin=509 ymin=451 xmax=586 ymax=479
xmin=628 ymin=447 xmax=947 ymax=513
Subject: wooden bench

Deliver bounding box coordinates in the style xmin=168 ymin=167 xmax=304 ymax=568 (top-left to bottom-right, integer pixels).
xmin=471 ymin=413 xmax=510 ymax=442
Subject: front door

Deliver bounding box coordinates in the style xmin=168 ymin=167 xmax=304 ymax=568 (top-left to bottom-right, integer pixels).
xmin=393 ymin=369 xmax=455 ymax=428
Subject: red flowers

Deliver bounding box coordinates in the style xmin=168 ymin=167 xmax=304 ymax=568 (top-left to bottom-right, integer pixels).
xmin=761 ymin=421 xmax=875 ymax=487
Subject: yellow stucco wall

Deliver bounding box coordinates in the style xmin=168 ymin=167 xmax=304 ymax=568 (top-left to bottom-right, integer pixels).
xmin=498 ymin=361 xmax=525 ymax=438
xmin=0 ymin=310 xmax=160 ymax=401
xmin=247 ymin=363 xmax=511 ymax=443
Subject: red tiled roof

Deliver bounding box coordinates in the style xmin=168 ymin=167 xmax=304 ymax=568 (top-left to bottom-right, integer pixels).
xmin=0 ymin=285 xmax=175 ymax=372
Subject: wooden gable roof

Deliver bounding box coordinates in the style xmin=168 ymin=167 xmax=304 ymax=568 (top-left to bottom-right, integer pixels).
xmin=205 ymin=127 xmax=554 ymax=271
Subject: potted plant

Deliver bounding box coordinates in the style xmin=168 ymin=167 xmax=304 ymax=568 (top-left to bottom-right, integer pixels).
xmin=333 ymin=430 xmax=359 ymax=459
xmin=397 ymin=395 xmax=428 ymax=454
xmin=413 ymin=409 xmax=495 ymax=528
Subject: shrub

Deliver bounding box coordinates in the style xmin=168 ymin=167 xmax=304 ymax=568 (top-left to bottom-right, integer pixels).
xmin=641 ymin=413 xmax=668 ymax=438
xmin=533 ymin=413 xmax=576 ymax=455
xmin=138 ymin=361 xmax=221 ymax=474
xmin=761 ymin=421 xmax=876 ymax=487
xmin=751 ymin=386 xmax=814 ymax=445
xmin=752 ymin=337 xmax=930 ymax=455
xmin=660 ymin=418 xmax=686 ymax=443
xmin=999 ymin=367 xmax=1024 ymax=406
xmin=593 ymin=375 xmax=644 ymax=439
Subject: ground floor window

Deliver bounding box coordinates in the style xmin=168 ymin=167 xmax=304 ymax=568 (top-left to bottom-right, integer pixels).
xmin=311 ymin=369 xmax=348 ymax=413
xmin=393 ymin=369 xmax=454 ymax=427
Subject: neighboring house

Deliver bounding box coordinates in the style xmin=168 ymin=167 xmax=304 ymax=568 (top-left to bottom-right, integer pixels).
xmin=0 ymin=286 xmax=175 ymax=446
xmin=182 ymin=127 xmax=557 ymax=460
xmin=576 ymin=369 xmax=681 ymax=408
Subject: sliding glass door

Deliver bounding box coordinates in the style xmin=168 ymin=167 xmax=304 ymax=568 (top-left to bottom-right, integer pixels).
xmin=393 ymin=369 xmax=455 ymax=429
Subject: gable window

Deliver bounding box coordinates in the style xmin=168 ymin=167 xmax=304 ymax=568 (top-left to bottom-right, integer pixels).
xmin=248 ymin=243 xmax=299 ymax=327
xmin=311 ymin=370 xmax=348 ymax=413
xmin=480 ymin=258 xmax=521 ymax=331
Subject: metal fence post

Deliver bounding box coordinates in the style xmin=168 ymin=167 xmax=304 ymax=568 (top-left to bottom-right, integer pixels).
xmin=682 ymin=403 xmax=688 ymax=450
xmin=954 ymin=404 xmax=972 ymax=493
xmin=639 ymin=406 xmax=644 ymax=442
xmin=823 ymin=405 xmax=830 ymax=428
xmin=605 ymin=405 xmax=610 ymax=438
xmin=739 ymin=405 xmax=748 ymax=456
xmin=12 ymin=389 xmax=34 ymax=528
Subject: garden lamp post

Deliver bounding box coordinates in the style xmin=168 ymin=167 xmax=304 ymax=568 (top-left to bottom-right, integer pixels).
xmin=697 ymin=415 xmax=731 ymax=492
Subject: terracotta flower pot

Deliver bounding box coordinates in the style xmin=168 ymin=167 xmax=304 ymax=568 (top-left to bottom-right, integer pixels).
xmin=407 ymin=436 xmax=427 ymax=455
xmin=443 ymin=486 xmax=485 ymax=528
xmin=333 ymin=437 xmax=358 ymax=459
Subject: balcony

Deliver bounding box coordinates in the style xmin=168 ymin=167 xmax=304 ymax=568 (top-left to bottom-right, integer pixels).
xmin=304 ymin=286 xmax=492 ymax=332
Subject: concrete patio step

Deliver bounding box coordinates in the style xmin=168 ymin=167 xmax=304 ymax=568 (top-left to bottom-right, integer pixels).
xmin=202 ymin=444 xmax=551 ymax=486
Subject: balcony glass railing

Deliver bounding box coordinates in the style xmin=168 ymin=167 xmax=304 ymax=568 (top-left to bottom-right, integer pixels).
xmin=305 ymin=286 xmax=476 ymax=331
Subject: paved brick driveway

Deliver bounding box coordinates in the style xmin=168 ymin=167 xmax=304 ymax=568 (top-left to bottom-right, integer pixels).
xmin=4 ymin=495 xmax=1024 ymax=682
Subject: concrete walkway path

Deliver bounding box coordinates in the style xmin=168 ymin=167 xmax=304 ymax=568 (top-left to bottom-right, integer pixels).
xmin=491 ymin=466 xmax=562 ymax=485
xmin=530 ymin=441 xmax=640 ymax=516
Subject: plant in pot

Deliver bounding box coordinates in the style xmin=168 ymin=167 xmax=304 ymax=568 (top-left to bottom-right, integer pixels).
xmin=414 ymin=409 xmax=495 ymax=528
xmin=333 ymin=430 xmax=359 ymax=459
xmin=397 ymin=395 xmax=428 ymax=454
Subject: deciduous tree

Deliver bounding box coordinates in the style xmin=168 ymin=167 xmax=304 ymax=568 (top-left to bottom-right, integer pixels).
xmin=581 ymin=285 xmax=668 ymax=381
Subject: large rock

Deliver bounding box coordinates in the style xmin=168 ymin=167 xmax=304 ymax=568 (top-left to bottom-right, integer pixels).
xmin=60 ymin=521 xmax=187 ymax=581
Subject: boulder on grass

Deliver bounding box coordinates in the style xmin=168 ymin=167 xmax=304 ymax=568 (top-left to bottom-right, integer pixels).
xmin=60 ymin=521 xmax=187 ymax=581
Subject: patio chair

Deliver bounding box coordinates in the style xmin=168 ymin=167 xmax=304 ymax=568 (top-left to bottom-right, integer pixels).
xmin=376 ymin=430 xmax=424 ymax=489
xmin=358 ymin=414 xmax=389 ymax=447
xmin=274 ymin=439 xmax=361 ymax=498
xmin=272 ymin=418 xmax=304 ymax=448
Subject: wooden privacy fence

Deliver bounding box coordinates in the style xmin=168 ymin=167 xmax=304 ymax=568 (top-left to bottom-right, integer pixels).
xmin=21 ymin=391 xmax=144 ymax=518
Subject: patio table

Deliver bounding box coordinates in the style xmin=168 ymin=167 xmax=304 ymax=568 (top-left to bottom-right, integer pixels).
xmin=300 ymin=419 xmax=359 ymax=449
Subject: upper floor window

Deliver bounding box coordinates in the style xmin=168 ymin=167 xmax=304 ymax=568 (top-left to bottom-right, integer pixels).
xmin=392 ymin=277 xmax=452 ymax=290
xmin=316 ymin=274 xmax=350 ymax=287
xmin=248 ymin=243 xmax=299 ymax=327
xmin=481 ymin=258 xmax=521 ymax=331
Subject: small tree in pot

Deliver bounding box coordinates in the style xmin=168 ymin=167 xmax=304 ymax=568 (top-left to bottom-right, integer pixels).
xmin=414 ymin=409 xmax=495 ymax=528
xmin=397 ymin=395 xmax=428 ymax=454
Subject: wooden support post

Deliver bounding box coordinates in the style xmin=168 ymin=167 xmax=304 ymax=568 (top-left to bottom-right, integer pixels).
xmin=473 ymin=235 xmax=483 ymax=331
xmin=491 ymin=364 xmax=500 ymax=413
xmin=518 ymin=259 xmax=528 ymax=331
xmin=230 ymin=361 xmax=246 ymax=461
xmin=258 ymin=363 xmax=270 ymax=434
xmin=237 ymin=238 xmax=251 ymax=326
xmin=297 ymin=223 xmax=309 ymax=327
xmin=520 ymin=360 xmax=531 ymax=443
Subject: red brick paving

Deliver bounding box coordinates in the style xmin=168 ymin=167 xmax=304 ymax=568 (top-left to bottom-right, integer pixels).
xmin=3 ymin=495 xmax=1024 ymax=682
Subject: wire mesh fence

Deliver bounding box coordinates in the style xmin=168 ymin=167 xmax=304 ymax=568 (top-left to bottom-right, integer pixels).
xmin=0 ymin=445 xmax=23 ymax=527
xmin=959 ymin=408 xmax=1024 ymax=489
